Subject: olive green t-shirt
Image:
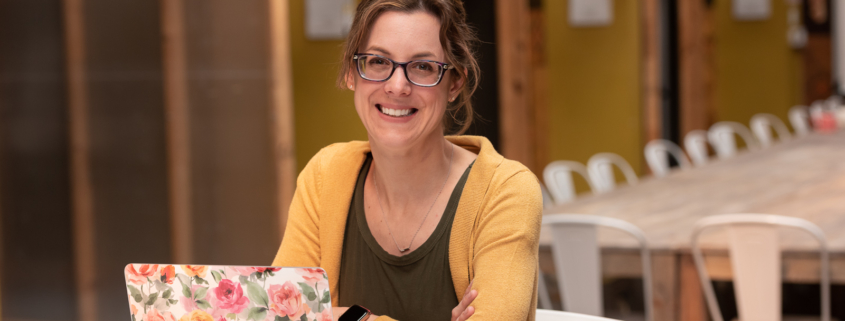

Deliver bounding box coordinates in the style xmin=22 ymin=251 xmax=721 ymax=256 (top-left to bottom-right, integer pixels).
xmin=338 ymin=154 xmax=473 ymax=320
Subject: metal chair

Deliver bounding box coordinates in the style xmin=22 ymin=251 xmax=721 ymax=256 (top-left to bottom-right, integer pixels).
xmin=707 ymin=121 xmax=760 ymax=159
xmin=691 ymin=214 xmax=830 ymax=321
xmin=541 ymin=214 xmax=653 ymax=321
xmin=644 ymin=139 xmax=692 ymax=178
xmin=544 ymin=160 xmax=596 ymax=205
xmin=788 ymin=105 xmax=811 ymax=136
xmin=684 ymin=130 xmax=710 ymax=166
xmin=586 ymin=153 xmax=638 ymax=194
xmin=541 ymin=184 xmax=554 ymax=209
xmin=536 ymin=309 xmax=622 ymax=321
xmin=750 ymin=113 xmax=792 ymax=148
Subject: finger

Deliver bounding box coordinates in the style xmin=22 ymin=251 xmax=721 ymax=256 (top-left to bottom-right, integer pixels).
xmin=452 ymin=289 xmax=475 ymax=320
xmin=462 ymin=289 xmax=477 ymax=307
xmin=458 ymin=305 xmax=475 ymax=321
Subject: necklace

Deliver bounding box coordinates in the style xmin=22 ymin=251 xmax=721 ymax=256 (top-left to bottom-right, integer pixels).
xmin=373 ymin=143 xmax=454 ymax=254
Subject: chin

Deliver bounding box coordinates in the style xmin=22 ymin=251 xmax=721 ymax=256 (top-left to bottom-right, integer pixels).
xmin=370 ymin=129 xmax=424 ymax=150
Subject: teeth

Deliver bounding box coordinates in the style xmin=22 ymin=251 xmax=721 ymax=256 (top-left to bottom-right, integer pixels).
xmin=381 ymin=107 xmax=412 ymax=117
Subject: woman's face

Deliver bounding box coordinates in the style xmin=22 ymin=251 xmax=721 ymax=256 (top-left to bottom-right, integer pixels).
xmin=349 ymin=10 xmax=464 ymax=149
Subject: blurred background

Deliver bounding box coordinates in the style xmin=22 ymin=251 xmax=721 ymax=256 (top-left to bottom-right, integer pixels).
xmin=0 ymin=0 xmax=841 ymax=320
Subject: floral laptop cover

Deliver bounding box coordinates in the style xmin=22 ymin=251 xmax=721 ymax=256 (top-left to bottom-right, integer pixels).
xmin=124 ymin=264 xmax=332 ymax=321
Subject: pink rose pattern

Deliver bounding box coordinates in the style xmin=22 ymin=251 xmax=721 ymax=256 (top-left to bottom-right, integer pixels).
xmin=211 ymin=280 xmax=249 ymax=313
xmin=125 ymin=265 xmax=330 ymax=321
xmin=268 ymin=282 xmax=309 ymax=319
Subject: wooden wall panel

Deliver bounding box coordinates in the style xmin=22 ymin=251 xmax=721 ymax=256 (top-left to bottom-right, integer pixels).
xmin=1 ymin=1 xmax=76 ymax=320
xmin=183 ymin=0 xmax=279 ymax=265
xmin=268 ymin=0 xmax=297 ymax=242
xmin=63 ymin=0 xmax=97 ymax=320
xmin=81 ymin=0 xmax=172 ymax=320
xmin=161 ymin=0 xmax=193 ymax=264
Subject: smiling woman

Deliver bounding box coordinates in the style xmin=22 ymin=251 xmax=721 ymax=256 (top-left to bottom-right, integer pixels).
xmin=272 ymin=1 xmax=543 ymax=321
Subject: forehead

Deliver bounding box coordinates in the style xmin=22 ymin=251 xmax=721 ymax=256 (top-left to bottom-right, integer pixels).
xmin=362 ymin=10 xmax=444 ymax=59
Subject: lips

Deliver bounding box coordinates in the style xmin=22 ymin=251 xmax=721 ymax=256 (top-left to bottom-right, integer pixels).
xmin=376 ymin=103 xmax=418 ymax=118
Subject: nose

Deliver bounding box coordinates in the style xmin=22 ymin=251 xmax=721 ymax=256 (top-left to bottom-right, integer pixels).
xmin=384 ymin=65 xmax=412 ymax=97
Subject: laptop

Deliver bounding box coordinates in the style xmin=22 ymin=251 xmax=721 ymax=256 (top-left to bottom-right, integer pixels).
xmin=124 ymin=264 xmax=332 ymax=321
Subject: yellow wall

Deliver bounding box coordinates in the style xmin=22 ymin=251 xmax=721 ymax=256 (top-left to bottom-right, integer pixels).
xmin=544 ymin=0 xmax=643 ymax=189
xmin=289 ymin=0 xmax=368 ymax=172
xmin=713 ymin=0 xmax=803 ymax=125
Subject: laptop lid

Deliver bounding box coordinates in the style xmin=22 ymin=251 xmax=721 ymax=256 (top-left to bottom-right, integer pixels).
xmin=124 ymin=264 xmax=332 ymax=321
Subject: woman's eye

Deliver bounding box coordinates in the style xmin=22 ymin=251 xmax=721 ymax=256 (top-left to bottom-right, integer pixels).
xmin=369 ymin=58 xmax=389 ymax=65
xmin=413 ymin=63 xmax=434 ymax=71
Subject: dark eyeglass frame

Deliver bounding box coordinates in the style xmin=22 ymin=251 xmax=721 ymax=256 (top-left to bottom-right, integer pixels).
xmin=353 ymin=53 xmax=453 ymax=87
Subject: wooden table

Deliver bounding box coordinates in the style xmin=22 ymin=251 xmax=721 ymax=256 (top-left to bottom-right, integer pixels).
xmin=540 ymin=131 xmax=845 ymax=321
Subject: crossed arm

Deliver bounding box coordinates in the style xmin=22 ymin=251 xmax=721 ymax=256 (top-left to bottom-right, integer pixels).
xmin=273 ymin=151 xmax=542 ymax=320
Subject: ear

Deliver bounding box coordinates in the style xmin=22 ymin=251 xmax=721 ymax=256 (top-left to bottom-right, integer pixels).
xmin=346 ymin=69 xmax=356 ymax=91
xmin=447 ymin=67 xmax=467 ymax=102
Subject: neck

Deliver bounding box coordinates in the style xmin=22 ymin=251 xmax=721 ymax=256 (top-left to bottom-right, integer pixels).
xmin=369 ymin=134 xmax=453 ymax=211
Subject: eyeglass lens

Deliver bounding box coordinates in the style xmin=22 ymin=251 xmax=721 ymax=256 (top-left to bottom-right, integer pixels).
xmin=357 ymin=55 xmax=442 ymax=86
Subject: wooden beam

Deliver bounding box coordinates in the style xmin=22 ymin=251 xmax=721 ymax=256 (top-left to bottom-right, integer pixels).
xmin=677 ymin=0 xmax=715 ymax=135
xmin=679 ymin=254 xmax=708 ymax=321
xmin=641 ymin=0 xmax=662 ymax=157
xmin=530 ymin=8 xmax=549 ymax=175
xmin=496 ymin=0 xmax=536 ymax=172
xmin=63 ymin=0 xmax=96 ymax=320
xmin=834 ymin=0 xmax=845 ymax=94
xmin=161 ymin=0 xmax=193 ymax=264
xmin=268 ymin=0 xmax=297 ymax=242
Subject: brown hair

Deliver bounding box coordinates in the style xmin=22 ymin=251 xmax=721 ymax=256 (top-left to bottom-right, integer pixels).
xmin=337 ymin=0 xmax=480 ymax=135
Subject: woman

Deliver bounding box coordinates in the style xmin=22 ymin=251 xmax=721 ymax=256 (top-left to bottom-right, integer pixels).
xmin=272 ymin=0 xmax=542 ymax=320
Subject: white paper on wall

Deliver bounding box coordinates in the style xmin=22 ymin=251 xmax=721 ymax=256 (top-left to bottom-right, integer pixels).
xmin=306 ymin=0 xmax=355 ymax=40
xmin=733 ymin=0 xmax=772 ymax=21
xmin=568 ymin=0 xmax=613 ymax=27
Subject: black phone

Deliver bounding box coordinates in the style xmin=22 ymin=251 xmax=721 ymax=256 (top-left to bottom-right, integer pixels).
xmin=338 ymin=304 xmax=371 ymax=321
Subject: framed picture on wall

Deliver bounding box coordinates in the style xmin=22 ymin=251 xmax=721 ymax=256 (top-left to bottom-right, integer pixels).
xmin=568 ymin=0 xmax=613 ymax=27
xmin=733 ymin=0 xmax=772 ymax=21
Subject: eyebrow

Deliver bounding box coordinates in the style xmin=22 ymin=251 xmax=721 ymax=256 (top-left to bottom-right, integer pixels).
xmin=365 ymin=46 xmax=437 ymax=60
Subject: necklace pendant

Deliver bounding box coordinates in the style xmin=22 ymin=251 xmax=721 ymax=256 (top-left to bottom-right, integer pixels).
xmin=399 ymin=247 xmax=410 ymax=253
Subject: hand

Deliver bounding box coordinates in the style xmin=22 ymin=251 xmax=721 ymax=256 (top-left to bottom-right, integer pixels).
xmin=332 ymin=306 xmax=379 ymax=321
xmin=332 ymin=307 xmax=347 ymax=321
xmin=451 ymin=280 xmax=478 ymax=321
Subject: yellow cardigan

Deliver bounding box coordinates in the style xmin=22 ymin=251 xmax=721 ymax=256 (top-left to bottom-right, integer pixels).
xmin=272 ymin=136 xmax=542 ymax=320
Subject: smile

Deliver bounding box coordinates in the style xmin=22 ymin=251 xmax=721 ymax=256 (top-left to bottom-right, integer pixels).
xmin=376 ymin=104 xmax=418 ymax=118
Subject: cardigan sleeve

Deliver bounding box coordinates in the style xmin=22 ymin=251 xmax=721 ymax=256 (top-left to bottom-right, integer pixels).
xmin=272 ymin=149 xmax=324 ymax=267
xmin=467 ymin=170 xmax=543 ymax=320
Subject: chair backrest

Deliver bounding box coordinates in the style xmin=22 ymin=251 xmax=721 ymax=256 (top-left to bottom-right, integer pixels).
xmin=788 ymin=105 xmax=811 ymax=136
xmin=586 ymin=153 xmax=638 ymax=194
xmin=707 ymin=121 xmax=760 ymax=159
xmin=644 ymin=139 xmax=692 ymax=178
xmin=749 ymin=113 xmax=792 ymax=148
xmin=684 ymin=130 xmax=710 ymax=166
xmin=544 ymin=161 xmax=595 ymax=205
xmin=541 ymin=184 xmax=554 ymax=209
xmin=536 ymin=309 xmax=622 ymax=321
xmin=690 ymin=214 xmax=830 ymax=321
xmin=541 ymin=214 xmax=653 ymax=321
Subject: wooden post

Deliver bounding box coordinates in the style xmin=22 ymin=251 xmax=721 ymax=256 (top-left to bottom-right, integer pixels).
xmin=496 ymin=0 xmax=536 ymax=172
xmin=679 ymin=253 xmax=708 ymax=321
xmin=641 ymin=0 xmax=663 ymax=156
xmin=835 ymin=0 xmax=845 ymax=94
xmin=63 ymin=0 xmax=96 ymax=320
xmin=530 ymin=7 xmax=549 ymax=175
xmin=677 ymin=0 xmax=715 ymax=135
xmin=268 ymin=0 xmax=297 ymax=242
xmin=161 ymin=0 xmax=193 ymax=264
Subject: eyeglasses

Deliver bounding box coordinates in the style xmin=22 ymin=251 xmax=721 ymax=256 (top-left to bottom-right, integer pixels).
xmin=353 ymin=53 xmax=453 ymax=87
